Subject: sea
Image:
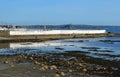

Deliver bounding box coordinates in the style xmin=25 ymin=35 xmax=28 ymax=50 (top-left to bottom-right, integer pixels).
xmin=0 ymin=25 xmax=120 ymax=61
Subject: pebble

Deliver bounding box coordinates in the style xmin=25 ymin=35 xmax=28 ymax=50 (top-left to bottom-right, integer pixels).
xmin=68 ymin=69 xmax=73 ymax=73
xmin=50 ymin=65 xmax=57 ymax=70
xmin=43 ymin=65 xmax=48 ymax=70
xmin=79 ymin=63 xmax=83 ymax=67
xmin=60 ymin=71 xmax=65 ymax=76
xmin=39 ymin=67 xmax=46 ymax=71
xmin=83 ymin=68 xmax=87 ymax=72
xmin=4 ymin=60 xmax=9 ymax=64
xmin=53 ymin=74 xmax=61 ymax=77
xmin=34 ymin=61 xmax=40 ymax=65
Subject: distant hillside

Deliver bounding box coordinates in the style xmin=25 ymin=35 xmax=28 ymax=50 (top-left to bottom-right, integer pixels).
xmin=22 ymin=24 xmax=106 ymax=30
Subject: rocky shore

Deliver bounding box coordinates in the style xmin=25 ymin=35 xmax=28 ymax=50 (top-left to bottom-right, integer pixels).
xmin=0 ymin=51 xmax=120 ymax=77
xmin=0 ymin=32 xmax=120 ymax=77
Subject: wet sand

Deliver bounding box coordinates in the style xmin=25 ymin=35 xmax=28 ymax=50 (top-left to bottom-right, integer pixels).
xmin=0 ymin=62 xmax=99 ymax=77
xmin=0 ymin=63 xmax=57 ymax=77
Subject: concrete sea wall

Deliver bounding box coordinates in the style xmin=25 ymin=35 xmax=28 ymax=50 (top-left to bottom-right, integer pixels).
xmin=2 ymin=29 xmax=120 ymax=43
xmin=0 ymin=30 xmax=9 ymax=37
xmin=9 ymin=30 xmax=106 ymax=35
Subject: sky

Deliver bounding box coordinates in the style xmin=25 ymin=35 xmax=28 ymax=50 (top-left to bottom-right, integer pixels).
xmin=0 ymin=0 xmax=120 ymax=26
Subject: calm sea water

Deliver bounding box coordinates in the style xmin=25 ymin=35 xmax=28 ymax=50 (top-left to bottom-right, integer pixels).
xmin=0 ymin=37 xmax=120 ymax=60
xmin=0 ymin=26 xmax=120 ymax=60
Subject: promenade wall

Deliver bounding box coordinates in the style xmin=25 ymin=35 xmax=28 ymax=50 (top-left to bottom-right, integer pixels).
xmin=9 ymin=30 xmax=106 ymax=35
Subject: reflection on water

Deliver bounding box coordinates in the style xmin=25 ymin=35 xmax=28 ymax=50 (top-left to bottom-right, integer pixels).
xmin=0 ymin=37 xmax=120 ymax=60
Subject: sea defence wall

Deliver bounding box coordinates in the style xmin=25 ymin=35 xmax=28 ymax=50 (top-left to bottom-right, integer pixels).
xmin=0 ymin=29 xmax=120 ymax=43
xmin=9 ymin=30 xmax=106 ymax=35
xmin=0 ymin=30 xmax=9 ymax=37
xmin=2 ymin=29 xmax=115 ymax=43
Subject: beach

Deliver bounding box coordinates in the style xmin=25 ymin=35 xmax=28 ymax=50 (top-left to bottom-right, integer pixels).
xmin=0 ymin=52 xmax=119 ymax=77
xmin=0 ymin=31 xmax=120 ymax=77
xmin=1 ymin=0 xmax=120 ymax=76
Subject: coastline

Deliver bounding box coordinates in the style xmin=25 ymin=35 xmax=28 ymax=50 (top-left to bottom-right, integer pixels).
xmin=0 ymin=33 xmax=120 ymax=77
xmin=0 ymin=52 xmax=119 ymax=77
